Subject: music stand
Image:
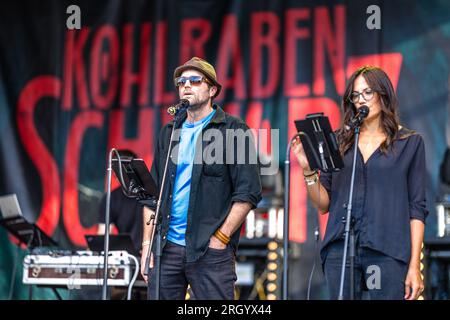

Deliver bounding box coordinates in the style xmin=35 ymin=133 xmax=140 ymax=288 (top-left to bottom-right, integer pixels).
xmin=0 ymin=194 xmax=57 ymax=248
xmin=294 ymin=113 xmax=344 ymax=172
xmin=112 ymin=158 xmax=158 ymax=200
xmin=0 ymin=194 xmax=59 ymax=300
xmin=281 ymin=114 xmax=343 ymax=299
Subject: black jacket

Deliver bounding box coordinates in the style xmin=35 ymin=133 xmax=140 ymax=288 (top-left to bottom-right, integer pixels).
xmin=144 ymin=105 xmax=262 ymax=262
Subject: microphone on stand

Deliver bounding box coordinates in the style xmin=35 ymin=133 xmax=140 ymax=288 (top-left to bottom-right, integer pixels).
xmin=167 ymin=99 xmax=190 ymax=116
xmin=338 ymin=104 xmax=369 ymax=300
xmin=345 ymin=105 xmax=370 ymax=130
xmin=145 ymin=99 xmax=190 ymax=300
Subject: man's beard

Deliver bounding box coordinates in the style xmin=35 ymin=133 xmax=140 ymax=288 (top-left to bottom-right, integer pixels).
xmin=187 ymin=97 xmax=209 ymax=111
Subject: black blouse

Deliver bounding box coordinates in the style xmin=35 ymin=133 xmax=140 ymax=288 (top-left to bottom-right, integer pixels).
xmin=319 ymin=128 xmax=429 ymax=264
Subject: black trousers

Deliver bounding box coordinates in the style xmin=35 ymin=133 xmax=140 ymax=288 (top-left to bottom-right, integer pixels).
xmin=148 ymin=241 xmax=237 ymax=300
xmin=323 ymin=240 xmax=408 ymax=300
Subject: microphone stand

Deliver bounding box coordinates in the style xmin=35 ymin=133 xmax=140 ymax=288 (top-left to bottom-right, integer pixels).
xmin=102 ymin=148 xmax=120 ymax=300
xmin=283 ymin=134 xmax=298 ymax=300
xmin=143 ymin=106 xmax=187 ymax=300
xmin=337 ymin=125 xmax=361 ymax=300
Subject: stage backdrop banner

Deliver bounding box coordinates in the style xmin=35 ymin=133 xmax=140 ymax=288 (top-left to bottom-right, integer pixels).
xmin=0 ymin=0 xmax=449 ymax=299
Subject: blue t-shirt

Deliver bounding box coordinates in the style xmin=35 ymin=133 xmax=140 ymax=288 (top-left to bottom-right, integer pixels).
xmin=167 ymin=109 xmax=216 ymax=246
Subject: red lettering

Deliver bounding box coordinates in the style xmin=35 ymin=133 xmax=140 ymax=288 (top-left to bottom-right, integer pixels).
xmin=284 ymin=9 xmax=311 ymax=97
xmin=17 ymin=76 xmax=62 ymax=237
xmin=245 ymin=101 xmax=263 ymax=150
xmin=62 ymin=29 xmax=90 ymax=110
xmin=216 ymin=15 xmax=246 ymax=101
xmin=63 ymin=111 xmax=104 ymax=246
xmin=250 ymin=12 xmax=280 ymax=99
xmin=245 ymin=101 xmax=263 ymax=129
xmin=180 ymin=19 xmax=212 ymax=63
xmin=120 ymin=23 xmax=151 ymax=108
xmin=90 ymin=25 xmax=119 ymax=110
xmin=223 ymin=102 xmax=241 ymax=117
xmin=160 ymin=107 xmax=172 ymax=126
xmin=313 ymin=5 xmax=346 ymax=96
xmin=260 ymin=119 xmax=272 ymax=155
xmin=154 ymin=22 xmax=175 ymax=105
xmin=107 ymin=109 xmax=155 ymax=189
xmin=245 ymin=102 xmax=272 ymax=155
xmin=346 ymin=53 xmax=403 ymax=90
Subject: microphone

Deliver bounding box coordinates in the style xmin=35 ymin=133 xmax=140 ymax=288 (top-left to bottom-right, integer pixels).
xmin=345 ymin=105 xmax=370 ymax=130
xmin=167 ymin=99 xmax=190 ymax=116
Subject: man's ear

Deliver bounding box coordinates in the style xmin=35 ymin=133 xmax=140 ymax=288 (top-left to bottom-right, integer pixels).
xmin=209 ymin=86 xmax=217 ymax=98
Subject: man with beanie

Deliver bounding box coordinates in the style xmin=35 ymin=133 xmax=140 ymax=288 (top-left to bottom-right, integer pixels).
xmin=140 ymin=57 xmax=262 ymax=300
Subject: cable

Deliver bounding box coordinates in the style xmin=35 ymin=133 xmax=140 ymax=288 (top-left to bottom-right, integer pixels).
xmin=127 ymin=254 xmax=139 ymax=300
xmin=306 ymin=159 xmax=322 ymax=300
xmin=307 ymin=227 xmax=320 ymax=300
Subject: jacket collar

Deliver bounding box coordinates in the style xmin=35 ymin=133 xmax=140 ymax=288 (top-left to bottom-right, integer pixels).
xmin=209 ymin=104 xmax=226 ymax=124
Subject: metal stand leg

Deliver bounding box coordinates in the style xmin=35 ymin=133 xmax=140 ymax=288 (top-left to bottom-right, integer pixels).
xmin=52 ymin=288 xmax=63 ymax=300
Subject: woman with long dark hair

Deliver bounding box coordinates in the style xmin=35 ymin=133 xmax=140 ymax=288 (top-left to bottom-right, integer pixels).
xmin=292 ymin=66 xmax=428 ymax=300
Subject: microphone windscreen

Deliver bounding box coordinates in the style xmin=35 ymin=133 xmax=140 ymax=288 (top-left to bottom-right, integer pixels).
xmin=359 ymin=105 xmax=369 ymax=117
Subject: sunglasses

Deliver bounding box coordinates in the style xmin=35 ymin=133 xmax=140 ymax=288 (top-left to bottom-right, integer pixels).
xmin=349 ymin=88 xmax=375 ymax=103
xmin=174 ymin=75 xmax=211 ymax=87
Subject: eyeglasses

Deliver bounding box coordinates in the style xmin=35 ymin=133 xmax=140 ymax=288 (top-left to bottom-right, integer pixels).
xmin=349 ymin=88 xmax=375 ymax=103
xmin=174 ymin=75 xmax=211 ymax=87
